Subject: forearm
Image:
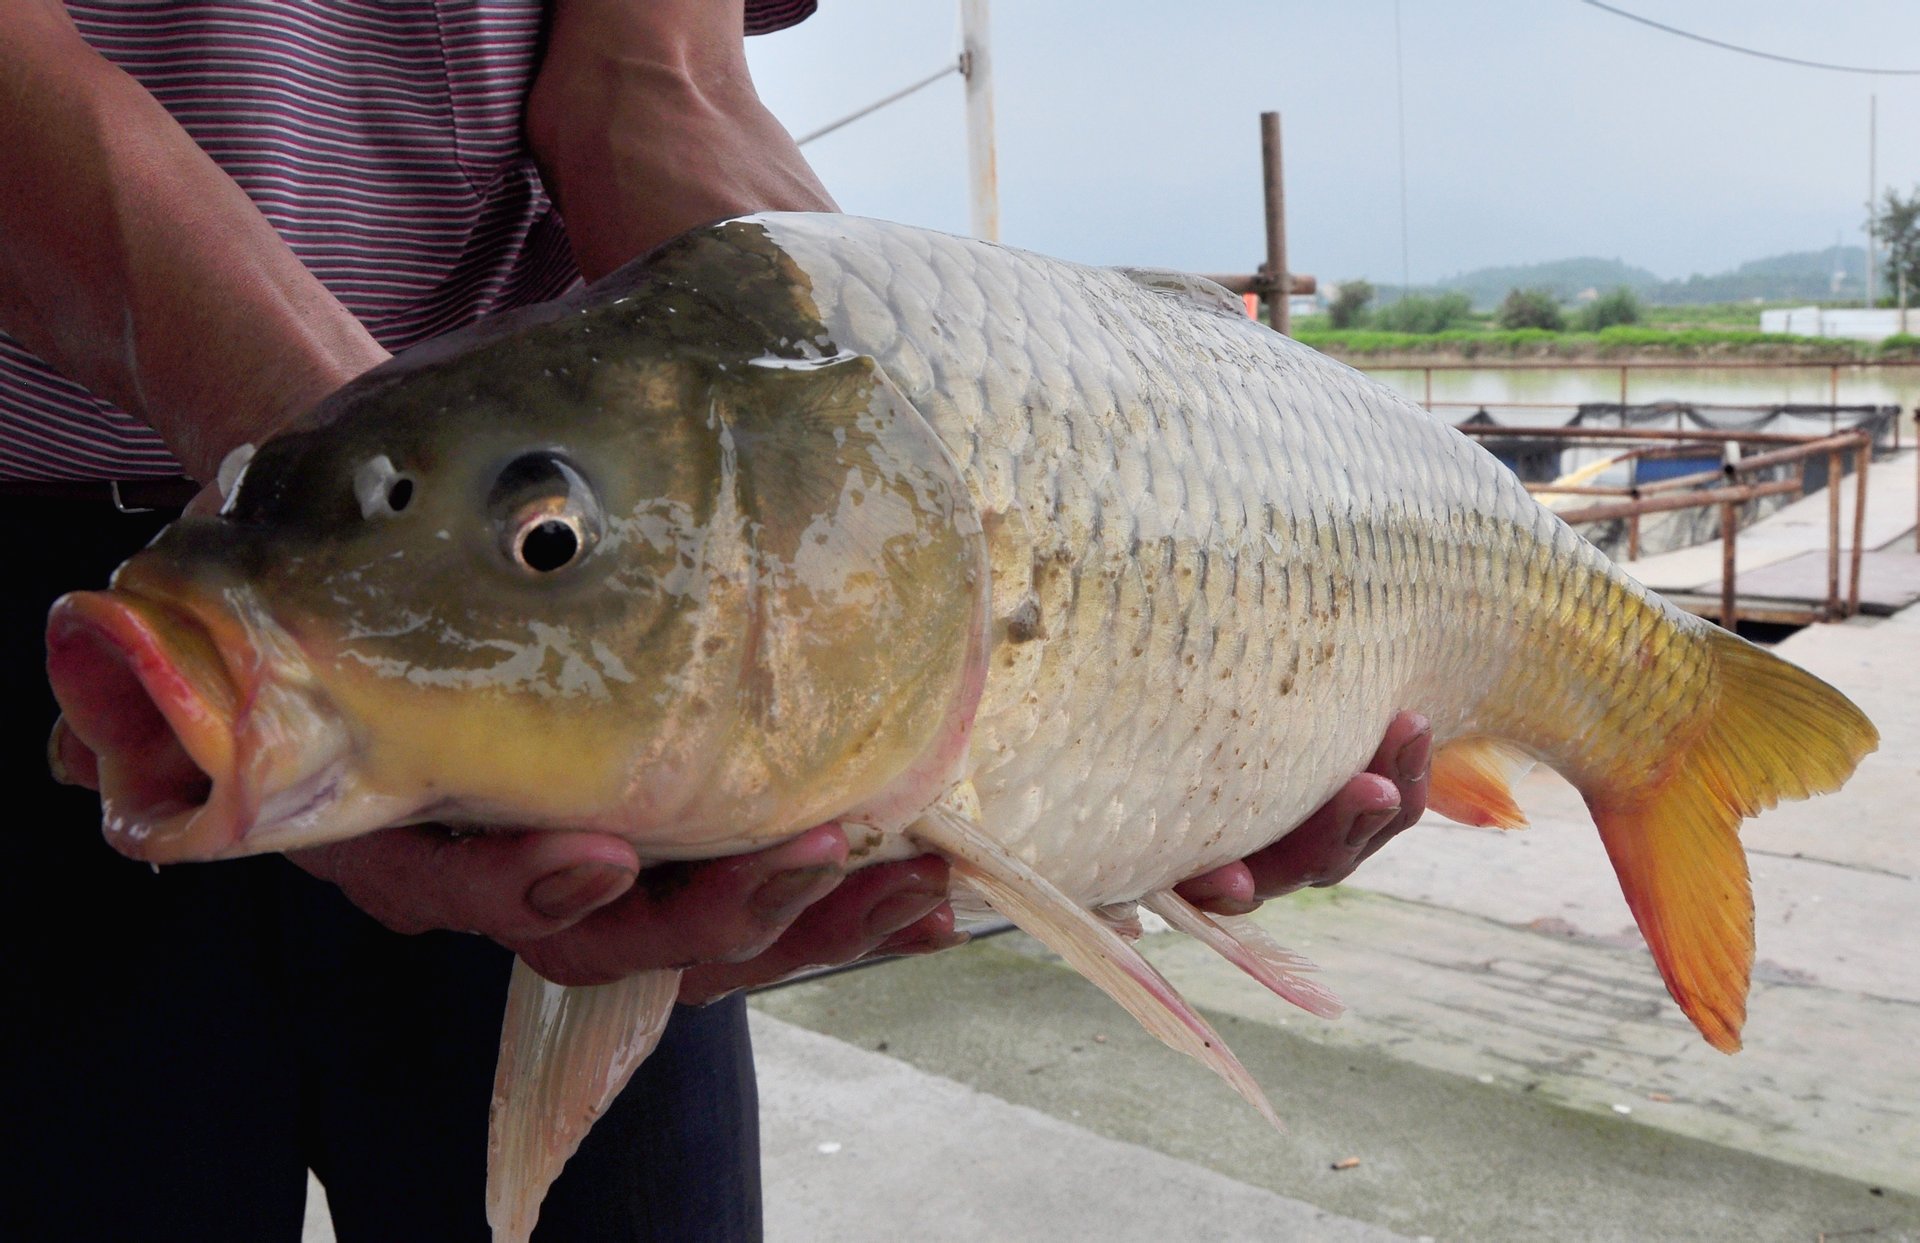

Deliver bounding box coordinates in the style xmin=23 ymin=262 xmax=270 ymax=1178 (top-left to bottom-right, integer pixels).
xmin=0 ymin=3 xmax=387 ymax=480
xmin=527 ymin=0 xmax=836 ymax=282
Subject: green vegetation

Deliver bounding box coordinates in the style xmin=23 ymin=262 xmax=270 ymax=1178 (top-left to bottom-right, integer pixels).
xmin=1371 ymin=291 xmax=1473 ymax=333
xmin=1327 ymin=279 xmax=1373 ymax=329
xmin=1292 ymin=321 xmax=1912 ymax=362
xmin=1873 ymin=186 xmax=1920 ymax=310
xmin=1291 ymin=289 xmax=1907 ymax=361
xmin=1497 ymin=288 xmax=1565 ymax=331
xmin=1572 ymin=287 xmax=1642 ymax=331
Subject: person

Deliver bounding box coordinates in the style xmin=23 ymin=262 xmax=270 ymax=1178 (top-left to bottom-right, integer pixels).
xmin=0 ymin=2 xmax=1432 ymax=1239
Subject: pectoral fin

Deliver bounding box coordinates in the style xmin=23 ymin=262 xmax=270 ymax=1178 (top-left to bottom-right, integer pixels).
xmin=486 ymin=961 xmax=682 ymax=1243
xmin=911 ymin=802 xmax=1280 ymax=1129
xmin=1143 ymin=891 xmax=1345 ymax=1020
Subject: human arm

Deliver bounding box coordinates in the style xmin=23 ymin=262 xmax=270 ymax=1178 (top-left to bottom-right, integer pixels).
xmin=525 ymin=0 xmax=837 ymax=280
xmin=3 ymin=0 xmax=948 ymax=998
xmin=0 ymin=0 xmax=389 ymax=481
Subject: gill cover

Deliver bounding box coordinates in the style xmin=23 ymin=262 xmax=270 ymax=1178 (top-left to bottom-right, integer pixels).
xmin=681 ymin=348 xmax=990 ymax=841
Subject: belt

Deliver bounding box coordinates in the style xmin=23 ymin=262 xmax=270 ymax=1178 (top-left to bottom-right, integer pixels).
xmin=0 ymin=476 xmax=201 ymax=513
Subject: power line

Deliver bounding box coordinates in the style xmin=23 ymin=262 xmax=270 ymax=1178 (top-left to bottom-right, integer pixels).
xmin=1579 ymin=1 xmax=1920 ymax=76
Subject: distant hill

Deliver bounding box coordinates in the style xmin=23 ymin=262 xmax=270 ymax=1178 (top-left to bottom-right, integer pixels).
xmin=1426 ymin=257 xmax=1662 ymax=309
xmin=1644 ymin=246 xmax=1866 ymax=305
xmin=1372 ymin=246 xmax=1868 ymax=309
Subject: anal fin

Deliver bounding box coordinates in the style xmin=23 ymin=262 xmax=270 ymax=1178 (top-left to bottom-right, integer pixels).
xmin=1142 ymin=891 xmax=1344 ymax=1020
xmin=910 ymin=801 xmax=1280 ymax=1129
xmin=486 ymin=961 xmax=682 ymax=1243
xmin=1429 ymin=736 xmax=1533 ymax=829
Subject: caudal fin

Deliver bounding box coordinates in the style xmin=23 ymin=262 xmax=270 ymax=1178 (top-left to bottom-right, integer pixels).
xmin=1584 ymin=627 xmax=1877 ymax=1053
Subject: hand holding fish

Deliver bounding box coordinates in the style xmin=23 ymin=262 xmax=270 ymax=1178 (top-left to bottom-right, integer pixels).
xmin=286 ymin=715 xmax=1431 ymax=1001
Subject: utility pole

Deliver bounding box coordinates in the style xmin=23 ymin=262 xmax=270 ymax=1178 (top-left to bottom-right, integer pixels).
xmin=1260 ymin=112 xmax=1291 ymax=335
xmin=961 ymin=0 xmax=999 ymax=241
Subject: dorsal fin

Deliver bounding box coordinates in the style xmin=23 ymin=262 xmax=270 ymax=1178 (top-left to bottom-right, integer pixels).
xmin=1111 ymin=267 xmax=1248 ymax=319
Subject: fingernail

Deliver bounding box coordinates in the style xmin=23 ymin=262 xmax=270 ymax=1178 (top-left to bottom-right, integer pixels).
xmin=864 ymin=888 xmax=947 ymax=938
xmin=1345 ymin=806 xmax=1399 ymax=849
xmin=1395 ymin=725 xmax=1433 ymax=783
xmin=528 ymin=862 xmax=634 ymax=921
xmin=750 ymin=865 xmax=841 ymax=921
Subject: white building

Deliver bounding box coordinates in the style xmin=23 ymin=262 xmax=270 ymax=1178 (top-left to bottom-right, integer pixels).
xmin=1761 ymin=306 xmax=1917 ymax=341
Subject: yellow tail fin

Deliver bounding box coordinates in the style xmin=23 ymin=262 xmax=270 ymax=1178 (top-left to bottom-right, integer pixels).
xmin=1584 ymin=627 xmax=1877 ymax=1053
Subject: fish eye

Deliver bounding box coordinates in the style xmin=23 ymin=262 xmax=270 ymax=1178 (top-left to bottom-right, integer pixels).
xmin=491 ymin=452 xmax=602 ymax=575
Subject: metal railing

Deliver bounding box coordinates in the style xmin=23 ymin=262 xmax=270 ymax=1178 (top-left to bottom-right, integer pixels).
xmin=1457 ymin=423 xmax=1875 ymax=626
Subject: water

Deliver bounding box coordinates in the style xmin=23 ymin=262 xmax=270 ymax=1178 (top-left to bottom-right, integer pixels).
xmin=1366 ymin=363 xmax=1920 ymax=436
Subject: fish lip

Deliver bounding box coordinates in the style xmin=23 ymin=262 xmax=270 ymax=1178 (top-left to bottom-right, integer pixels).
xmin=45 ymin=577 xmax=350 ymax=862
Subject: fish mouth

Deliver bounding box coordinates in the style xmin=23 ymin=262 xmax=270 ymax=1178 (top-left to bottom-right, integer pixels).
xmin=45 ymin=573 xmax=356 ymax=862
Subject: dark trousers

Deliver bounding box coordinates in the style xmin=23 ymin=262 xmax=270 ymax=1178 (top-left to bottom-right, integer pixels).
xmin=0 ymin=497 xmax=760 ymax=1242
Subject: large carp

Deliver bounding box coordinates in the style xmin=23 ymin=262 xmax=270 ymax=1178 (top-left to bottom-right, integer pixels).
xmin=46 ymin=214 xmax=1876 ymax=1240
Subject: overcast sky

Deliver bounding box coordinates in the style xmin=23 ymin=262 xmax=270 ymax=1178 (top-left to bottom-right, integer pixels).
xmin=745 ymin=2 xmax=1920 ymax=286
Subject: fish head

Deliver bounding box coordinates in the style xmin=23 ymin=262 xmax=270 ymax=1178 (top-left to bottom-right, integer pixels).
xmin=47 ymin=221 xmax=989 ymax=864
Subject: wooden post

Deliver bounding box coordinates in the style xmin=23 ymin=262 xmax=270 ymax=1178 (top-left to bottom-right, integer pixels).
xmin=1720 ymin=500 xmax=1738 ymax=630
xmin=1260 ymin=112 xmax=1289 ymax=336
xmin=1850 ymin=440 xmax=1870 ymax=616
xmin=1827 ymin=450 xmax=1843 ymax=617
xmin=1627 ymin=511 xmax=1641 ymax=561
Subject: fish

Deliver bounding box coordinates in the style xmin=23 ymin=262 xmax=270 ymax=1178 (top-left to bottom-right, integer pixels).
xmin=44 ymin=213 xmax=1877 ymax=1241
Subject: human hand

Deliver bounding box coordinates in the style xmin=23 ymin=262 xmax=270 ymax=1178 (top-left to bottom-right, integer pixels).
xmin=1175 ymin=711 xmax=1432 ymax=915
xmin=290 ymin=822 xmax=964 ymax=1004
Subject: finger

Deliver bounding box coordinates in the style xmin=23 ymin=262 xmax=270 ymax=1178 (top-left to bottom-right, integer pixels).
xmin=1242 ymin=772 xmax=1401 ymax=899
xmin=291 ymin=826 xmax=639 ymax=942
xmin=515 ymin=825 xmax=853 ymax=986
xmin=1173 ymin=859 xmax=1261 ymax=916
xmin=674 ymin=855 xmax=956 ymax=1004
xmin=1355 ymin=712 xmax=1432 ymax=868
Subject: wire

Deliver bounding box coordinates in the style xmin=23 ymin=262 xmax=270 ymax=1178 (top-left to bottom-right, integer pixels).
xmin=1579 ymin=1 xmax=1920 ymax=76
xmin=796 ymin=60 xmax=963 ymax=146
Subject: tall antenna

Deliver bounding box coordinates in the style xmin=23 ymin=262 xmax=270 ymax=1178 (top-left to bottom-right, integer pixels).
xmin=1394 ymin=0 xmax=1411 ymax=298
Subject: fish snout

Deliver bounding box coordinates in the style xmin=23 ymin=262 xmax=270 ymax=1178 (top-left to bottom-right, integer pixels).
xmin=45 ymin=585 xmax=346 ymax=862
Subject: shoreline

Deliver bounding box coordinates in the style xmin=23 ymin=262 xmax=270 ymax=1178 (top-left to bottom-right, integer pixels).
xmin=1301 ymin=337 xmax=1920 ymax=369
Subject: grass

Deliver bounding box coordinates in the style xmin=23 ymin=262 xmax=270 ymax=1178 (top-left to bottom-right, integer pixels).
xmin=1291 ymin=300 xmax=1920 ymax=361
xmin=1294 ymin=323 xmax=1912 ymax=362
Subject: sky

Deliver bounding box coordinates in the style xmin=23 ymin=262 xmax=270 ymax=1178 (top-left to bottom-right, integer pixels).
xmin=744 ymin=2 xmax=1920 ymax=287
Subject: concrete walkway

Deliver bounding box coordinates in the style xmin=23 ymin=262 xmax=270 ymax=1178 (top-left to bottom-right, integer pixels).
xmin=1623 ymin=447 xmax=1920 ymax=615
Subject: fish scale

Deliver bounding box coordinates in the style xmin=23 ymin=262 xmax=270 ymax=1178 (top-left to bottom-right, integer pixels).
xmin=758 ymin=213 xmax=1632 ymax=902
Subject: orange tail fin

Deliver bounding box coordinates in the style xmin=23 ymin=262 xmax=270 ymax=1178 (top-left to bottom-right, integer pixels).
xmin=1583 ymin=627 xmax=1876 ymax=1052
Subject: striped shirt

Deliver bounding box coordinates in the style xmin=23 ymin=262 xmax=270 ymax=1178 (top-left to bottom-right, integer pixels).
xmin=1 ymin=0 xmax=815 ymax=482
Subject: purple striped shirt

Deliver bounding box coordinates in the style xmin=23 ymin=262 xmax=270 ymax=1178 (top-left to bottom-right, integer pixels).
xmin=1 ymin=0 xmax=815 ymax=482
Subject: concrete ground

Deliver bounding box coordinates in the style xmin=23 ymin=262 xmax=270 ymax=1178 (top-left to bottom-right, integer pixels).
xmin=305 ymin=606 xmax=1919 ymax=1242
